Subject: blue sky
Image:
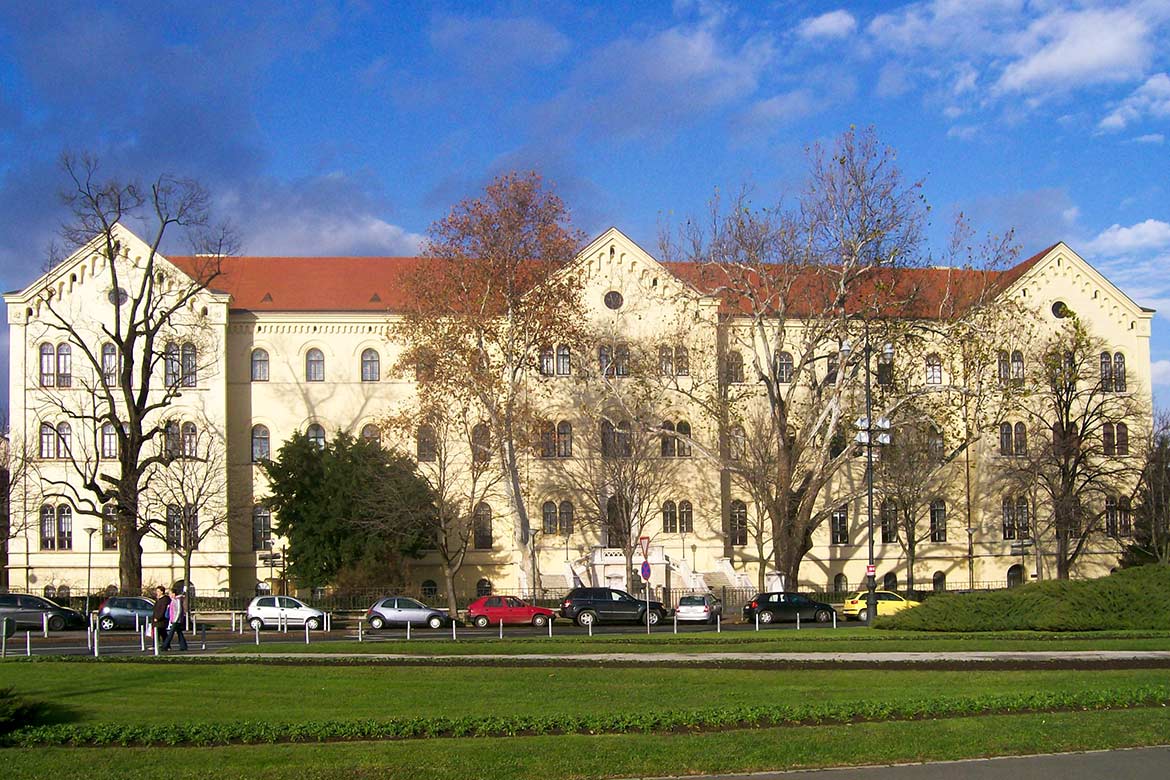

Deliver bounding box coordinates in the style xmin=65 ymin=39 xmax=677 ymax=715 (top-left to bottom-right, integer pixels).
xmin=2 ymin=0 xmax=1169 ymax=414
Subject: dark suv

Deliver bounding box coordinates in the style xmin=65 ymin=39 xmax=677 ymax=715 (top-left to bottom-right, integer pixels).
xmin=742 ymin=591 xmax=835 ymax=625
xmin=560 ymin=587 xmax=668 ymax=627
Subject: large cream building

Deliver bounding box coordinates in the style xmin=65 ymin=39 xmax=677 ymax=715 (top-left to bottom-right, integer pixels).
xmin=3 ymin=225 xmax=1154 ymax=601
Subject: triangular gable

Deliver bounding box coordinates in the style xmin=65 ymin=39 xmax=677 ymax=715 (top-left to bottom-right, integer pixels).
xmin=569 ymin=226 xmax=710 ymax=304
xmin=1000 ymin=241 xmax=1155 ymax=320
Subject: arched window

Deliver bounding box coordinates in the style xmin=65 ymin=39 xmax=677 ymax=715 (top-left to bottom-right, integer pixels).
xmin=725 ymin=351 xmax=744 ymax=384
xmin=40 ymin=423 xmax=56 ymax=459
xmin=600 ymin=419 xmax=616 ymax=458
xmin=883 ymin=572 xmax=898 ymax=592
xmin=1011 ymin=350 xmax=1025 ymax=384
xmin=833 ymin=573 xmax=849 ymax=593
xmin=56 ymin=422 xmax=72 ymax=459
xmin=473 ymin=503 xmax=492 ymax=549
xmin=929 ymin=500 xmax=947 ymax=542
xmin=1103 ymin=422 xmax=1116 ymax=456
xmin=997 ymin=350 xmax=1010 ymax=385
xmin=1114 ymin=352 xmax=1126 ymax=392
xmin=932 ymin=571 xmax=946 ymax=593
xmin=599 ymin=344 xmax=613 ymax=376
xmin=539 ymin=421 xmax=556 ymax=458
xmin=476 ymin=578 xmax=493 ymax=597
xmin=1016 ymin=497 xmax=1030 ymax=536
xmin=56 ymin=344 xmax=72 ymax=388
xmin=880 ymin=499 xmax=897 ymax=543
xmin=101 ymin=343 xmax=119 ymax=386
xmin=1116 ymin=422 xmax=1129 ymax=455
xmin=558 ymin=501 xmax=574 ymax=535
xmin=925 ymin=353 xmax=942 ymax=384
xmin=659 ymin=345 xmax=673 ymax=376
xmin=1006 ymin=564 xmax=1024 ymax=588
xmin=730 ymin=500 xmax=748 ymax=545
xmin=164 ymin=421 xmax=180 ymax=459
xmin=556 ymin=421 xmax=573 ymax=458
xmin=675 ymin=346 xmax=689 ymax=376
xmin=616 ymin=420 xmax=632 ymax=457
xmin=251 ymin=348 xmax=269 ymax=382
xmin=999 ymin=423 xmax=1013 ymax=456
xmin=660 ymin=421 xmax=676 ymax=457
xmin=251 ymin=505 xmax=271 ymax=551
xmin=101 ymin=422 xmax=118 ymax=459
xmin=471 ymin=423 xmax=491 ymax=463
xmin=678 ymin=500 xmax=693 ymax=533
xmin=729 ymin=425 xmax=745 ymax=461
xmin=361 ymin=348 xmax=380 ymax=382
xmin=307 ymin=424 xmax=326 ymax=450
xmin=56 ymin=504 xmax=73 ymax=550
xmin=305 ymin=348 xmax=325 ymax=382
xmin=662 ymin=500 xmax=678 ymax=533
xmin=180 ymin=342 xmax=197 ymax=387
xmin=1001 ymin=496 xmax=1017 ymax=540
xmin=416 ymin=424 xmax=436 ymax=462
xmin=556 ymin=344 xmax=571 ymax=376
xmin=251 ymin=425 xmax=270 ymax=462
xmin=361 ymin=424 xmax=381 ymax=444
xmin=776 ymin=351 xmax=794 ymax=384
xmin=1105 ymin=495 xmax=1119 ymax=535
xmin=1100 ymin=351 xmax=1113 ymax=389
xmin=830 ymin=506 xmax=848 ymax=544
xmin=102 ymin=505 xmax=118 ymax=550
xmin=40 ymin=505 xmax=56 ymax=550
xmin=542 ymin=501 xmax=558 ymax=535
xmin=614 ymin=343 xmax=630 ymax=376
xmin=165 ymin=343 xmax=181 ymax=386
xmin=39 ymin=343 xmax=55 ymax=387
xmin=539 ymin=347 xmax=555 ymax=377
xmin=1013 ymin=422 xmax=1027 ymax=456
xmin=421 ymin=579 xmax=439 ymax=598
xmin=181 ymin=422 xmax=198 ymax=457
xmin=676 ymin=421 xmax=692 ymax=457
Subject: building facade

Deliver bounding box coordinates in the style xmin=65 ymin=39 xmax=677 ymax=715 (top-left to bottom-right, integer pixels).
xmin=4 ymin=225 xmax=1155 ymax=600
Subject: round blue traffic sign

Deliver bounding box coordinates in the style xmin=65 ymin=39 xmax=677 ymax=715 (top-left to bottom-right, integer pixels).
xmin=640 ymin=560 xmax=651 ymax=580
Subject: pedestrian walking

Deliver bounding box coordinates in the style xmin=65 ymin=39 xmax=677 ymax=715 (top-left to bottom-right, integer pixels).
xmin=163 ymin=588 xmax=188 ymax=651
xmin=151 ymin=586 xmax=170 ymax=644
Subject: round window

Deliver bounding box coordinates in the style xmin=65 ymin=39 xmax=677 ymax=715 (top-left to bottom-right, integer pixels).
xmin=604 ymin=291 xmax=623 ymax=310
xmin=1051 ymin=301 xmax=1071 ymax=318
xmin=107 ymin=287 xmax=129 ymax=305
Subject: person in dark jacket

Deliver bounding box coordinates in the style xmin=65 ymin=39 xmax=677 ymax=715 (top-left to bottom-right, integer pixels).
xmin=151 ymin=586 xmax=170 ymax=645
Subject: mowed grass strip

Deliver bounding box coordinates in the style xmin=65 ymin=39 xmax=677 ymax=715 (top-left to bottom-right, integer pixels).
xmin=5 ymin=662 xmax=1167 ymax=726
xmin=6 ymin=707 xmax=1170 ymax=780
xmin=223 ymin=627 xmax=1170 ymax=655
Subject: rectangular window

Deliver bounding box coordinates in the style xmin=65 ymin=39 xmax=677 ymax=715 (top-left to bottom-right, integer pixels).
xmin=57 ymin=508 xmax=73 ymax=550
xmin=102 ymin=506 xmax=119 ymax=551
xmin=40 ymin=508 xmax=56 ymax=550
xmin=40 ymin=347 xmax=55 ymax=387
xmin=166 ymin=505 xmax=183 ymax=550
xmin=830 ymin=507 xmax=848 ymax=545
xmin=252 ymin=507 xmax=272 ymax=552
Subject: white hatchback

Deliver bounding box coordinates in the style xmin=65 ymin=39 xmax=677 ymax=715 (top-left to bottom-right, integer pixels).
xmin=246 ymin=596 xmax=325 ymax=630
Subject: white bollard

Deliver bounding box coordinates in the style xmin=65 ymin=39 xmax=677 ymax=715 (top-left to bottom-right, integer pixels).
xmin=305 ymin=623 xmax=310 ymax=645
xmin=86 ymin=624 xmax=92 ymax=650
xmin=1 ymin=629 xmax=6 ymax=658
xmin=717 ymin=613 xmax=721 ymax=633
xmin=42 ymin=612 xmax=49 ymax=638
xmin=832 ymin=611 xmax=837 ymax=629
xmin=153 ymin=628 xmax=160 ymax=656
xmin=673 ymin=614 xmax=677 ymax=634
xmin=451 ymin=621 xmax=456 ymax=641
xmin=755 ymin=612 xmax=760 ymax=632
xmin=358 ymin=620 xmax=363 ymax=642
xmin=26 ymin=631 xmax=31 ymax=656
xmin=548 ymin=618 xmax=553 ymax=638
xmin=93 ymin=624 xmax=100 ymax=657
xmin=254 ymin=625 xmax=260 ymax=646
xmin=407 ymin=621 xmax=411 ymax=641
xmin=499 ymin=619 xmax=503 ymax=639
xmin=135 ymin=613 xmax=140 ymax=632
xmin=588 ymin=621 xmax=592 ymax=638
xmin=796 ymin=611 xmax=801 ymax=630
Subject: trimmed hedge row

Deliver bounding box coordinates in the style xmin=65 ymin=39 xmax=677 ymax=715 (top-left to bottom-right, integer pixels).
xmin=878 ymin=565 xmax=1170 ymax=632
xmin=9 ymin=685 xmax=1169 ymax=747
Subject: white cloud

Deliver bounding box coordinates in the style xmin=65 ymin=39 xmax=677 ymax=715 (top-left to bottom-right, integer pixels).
xmin=429 ymin=15 xmax=570 ymax=76
xmin=1152 ymin=359 xmax=1170 ymax=387
xmin=947 ymin=124 xmax=978 ymax=140
xmin=1134 ymin=133 xmax=1165 ymax=144
xmin=1086 ymin=219 xmax=1170 ymax=257
xmin=996 ymin=9 xmax=1152 ymax=95
xmin=798 ymin=10 xmax=856 ymax=40
xmin=1099 ymin=73 xmax=1170 ymax=131
xmin=243 ymin=214 xmax=424 ymax=257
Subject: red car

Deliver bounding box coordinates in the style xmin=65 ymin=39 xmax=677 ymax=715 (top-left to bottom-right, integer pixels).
xmin=467 ymin=595 xmax=556 ymax=628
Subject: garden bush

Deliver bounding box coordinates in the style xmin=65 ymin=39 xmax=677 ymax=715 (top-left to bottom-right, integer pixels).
xmin=877 ymin=565 xmax=1170 ymax=632
xmin=0 ymin=688 xmax=43 ymax=735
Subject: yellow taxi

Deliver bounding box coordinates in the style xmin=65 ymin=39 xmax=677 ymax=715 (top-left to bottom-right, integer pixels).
xmin=841 ymin=590 xmax=920 ymax=622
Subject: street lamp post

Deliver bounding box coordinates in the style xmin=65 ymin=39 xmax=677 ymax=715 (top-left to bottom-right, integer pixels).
xmin=84 ymin=527 xmax=98 ymax=618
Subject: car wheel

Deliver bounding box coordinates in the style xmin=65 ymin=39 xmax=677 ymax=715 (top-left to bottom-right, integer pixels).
xmin=647 ymin=610 xmax=661 ymax=626
xmin=306 ymin=617 xmax=321 ymax=631
xmin=857 ymin=609 xmax=869 ymax=623
xmin=427 ymin=615 xmax=444 ymax=629
xmin=48 ymin=615 xmax=66 ymax=632
xmin=249 ymin=617 xmax=264 ymax=631
xmin=758 ymin=610 xmax=774 ymax=625
xmin=815 ymin=609 xmax=832 ymax=623
xmin=474 ymin=615 xmax=490 ymax=628
xmin=99 ymin=616 xmax=116 ymax=631
xmin=575 ymin=610 xmax=597 ymax=627
xmin=369 ymin=616 xmax=386 ymax=630
xmin=532 ymin=614 xmax=548 ymax=628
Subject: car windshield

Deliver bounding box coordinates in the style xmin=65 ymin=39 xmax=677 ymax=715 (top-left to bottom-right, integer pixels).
xmin=679 ymin=596 xmax=706 ymax=606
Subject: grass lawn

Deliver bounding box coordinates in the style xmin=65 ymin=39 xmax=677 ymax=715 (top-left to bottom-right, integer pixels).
xmin=5 ymin=662 xmax=1167 ymax=725
xmin=7 ymin=707 xmax=1170 ymax=780
xmin=221 ymin=627 xmax=1170 ymax=655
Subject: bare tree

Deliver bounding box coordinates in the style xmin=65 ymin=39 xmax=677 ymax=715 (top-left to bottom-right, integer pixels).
xmin=1123 ymin=411 xmax=1170 ymax=567
xmin=27 ymin=154 xmax=236 ymax=592
xmin=2 ymin=425 xmax=43 ymax=589
xmin=395 ymin=172 xmax=586 ymax=594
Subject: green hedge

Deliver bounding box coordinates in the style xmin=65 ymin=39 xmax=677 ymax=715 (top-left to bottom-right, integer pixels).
xmin=7 ymin=685 xmax=1168 ymax=747
xmin=0 ymin=688 xmax=43 ymax=736
xmin=878 ymin=565 xmax=1170 ymax=632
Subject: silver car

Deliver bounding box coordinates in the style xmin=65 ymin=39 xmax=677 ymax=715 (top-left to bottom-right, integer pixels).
xmin=366 ymin=596 xmax=450 ymax=629
xmin=246 ymin=595 xmax=325 ymax=630
xmin=675 ymin=593 xmax=722 ymax=623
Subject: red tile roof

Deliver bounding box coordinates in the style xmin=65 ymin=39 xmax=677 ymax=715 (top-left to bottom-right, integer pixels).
xmin=169 ymin=244 xmax=1054 ymax=318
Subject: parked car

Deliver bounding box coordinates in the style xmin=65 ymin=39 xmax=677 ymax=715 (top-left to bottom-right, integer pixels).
xmin=97 ymin=596 xmax=155 ymax=630
xmin=467 ymin=595 xmax=556 ymax=627
xmin=842 ymin=590 xmax=920 ymax=622
xmin=0 ymin=593 xmax=86 ymax=631
xmin=366 ymin=596 xmax=451 ymax=629
xmin=560 ymin=587 xmax=669 ymax=627
xmin=742 ymin=592 xmax=835 ymax=624
xmin=246 ymin=595 xmax=325 ymax=630
xmin=675 ymin=593 xmax=722 ymax=624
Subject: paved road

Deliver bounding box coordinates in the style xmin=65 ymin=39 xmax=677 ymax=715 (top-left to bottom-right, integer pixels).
xmin=654 ymin=746 xmax=1170 ymax=779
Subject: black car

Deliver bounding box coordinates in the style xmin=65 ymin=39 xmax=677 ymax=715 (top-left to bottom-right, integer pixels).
xmin=0 ymin=593 xmax=87 ymax=631
xmin=742 ymin=591 xmax=835 ymax=625
xmin=560 ymin=587 xmax=668 ymax=627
